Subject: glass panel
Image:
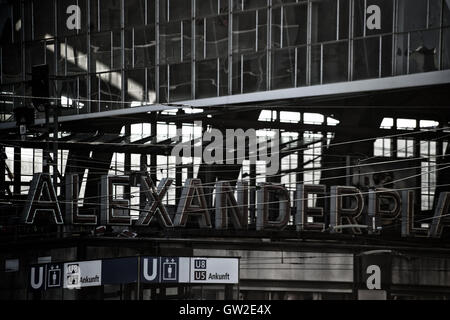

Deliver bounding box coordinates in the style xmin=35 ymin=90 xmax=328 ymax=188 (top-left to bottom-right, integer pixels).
xmin=125 ymin=0 xmax=146 ymax=27
xmin=353 ymin=37 xmax=380 ymax=80
xmin=272 ymin=8 xmax=281 ymax=48
xmin=170 ymin=62 xmax=191 ymax=101
xmin=297 ymin=46 xmax=307 ymax=86
xmin=90 ymin=32 xmax=112 ymax=73
xmin=310 ymin=44 xmax=321 ymax=85
xmin=100 ymin=0 xmax=122 ymax=30
xmin=445 ymin=1 xmax=450 ymax=27
xmin=395 ymin=33 xmax=408 ymax=75
xmin=78 ymin=75 xmax=89 ymax=114
xmin=283 ymin=3 xmax=307 ymax=47
xmin=66 ymin=35 xmax=88 ymax=75
xmin=197 ymin=0 xmax=218 ymax=17
xmin=169 ymin=0 xmax=192 ymax=21
xmin=354 ymin=0 xmax=394 ymax=37
xmin=271 ymin=47 xmax=295 ymax=89
xmin=233 ymin=11 xmax=256 ymax=53
xmin=122 ymin=29 xmax=131 ymax=69
xmin=147 ymin=67 xmax=156 ymax=103
xmin=24 ymin=1 xmax=32 ymax=41
xmin=90 ymin=74 xmax=99 ymax=112
xmin=381 ymin=35 xmax=393 ymax=77
xmin=148 ymin=0 xmax=156 ymax=25
xmin=311 ymin=0 xmax=337 ymax=43
xmin=258 ymin=9 xmax=267 ymax=51
xmin=99 ymin=71 xmax=122 ymax=110
xmin=160 ymin=0 xmax=168 ymax=23
xmin=219 ymin=57 xmax=228 ymax=95
xmin=196 ymin=59 xmax=218 ymax=98
xmin=1 ymin=43 xmax=22 ymax=83
xmin=243 ymin=0 xmax=268 ymax=11
xmin=195 ymin=18 xmax=205 ymax=60
xmin=242 ymin=52 xmax=266 ymax=93
xmin=206 ymin=15 xmax=229 ymax=58
xmin=323 ymin=41 xmax=348 ymax=84
xmin=429 ymin=0 xmax=442 ymax=28
xmin=339 ymin=0 xmax=350 ymax=40
xmin=90 ymin=0 xmax=99 ymax=31
xmin=443 ymin=27 xmax=450 ymax=70
xmin=397 ymin=0 xmax=427 ymax=32
xmin=34 ymin=0 xmax=54 ymax=39
xmin=409 ymin=29 xmax=440 ymax=73
xmin=125 ymin=69 xmax=146 ymax=103
xmin=25 ymin=41 xmax=45 ymax=75
xmin=134 ymin=26 xmax=156 ymax=68
xmin=160 ymin=21 xmax=182 ymax=64
xmin=183 ymin=20 xmax=192 ymax=61
xmin=272 ymin=0 xmax=299 ymax=6
xmin=232 ymin=54 xmax=241 ymax=94
xmin=159 ymin=65 xmax=169 ymax=103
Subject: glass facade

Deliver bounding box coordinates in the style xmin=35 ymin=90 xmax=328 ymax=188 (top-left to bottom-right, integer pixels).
xmin=0 ymin=0 xmax=449 ymax=119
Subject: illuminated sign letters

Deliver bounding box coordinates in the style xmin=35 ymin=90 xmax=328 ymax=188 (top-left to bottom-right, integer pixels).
xmin=22 ymin=173 xmax=64 ymax=225
xmin=20 ymin=172 xmax=450 ymax=238
xmin=174 ymin=179 xmax=212 ymax=228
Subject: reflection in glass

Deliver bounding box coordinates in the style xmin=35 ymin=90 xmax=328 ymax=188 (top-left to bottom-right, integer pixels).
xmin=283 ymin=4 xmax=307 ymax=47
xmin=242 ymin=52 xmax=266 ymax=93
xmin=311 ymin=0 xmax=337 ymax=43
xmin=409 ymin=29 xmax=440 ymax=73
xmin=90 ymin=32 xmax=112 ymax=73
xmin=323 ymin=42 xmax=348 ymax=84
xmin=233 ymin=11 xmax=256 ymax=53
xmin=134 ymin=26 xmax=156 ymax=68
xmin=170 ymin=62 xmax=191 ymax=101
xmin=196 ymin=59 xmax=218 ymax=98
xmin=353 ymin=37 xmax=380 ymax=80
xmin=397 ymin=0 xmax=427 ymax=32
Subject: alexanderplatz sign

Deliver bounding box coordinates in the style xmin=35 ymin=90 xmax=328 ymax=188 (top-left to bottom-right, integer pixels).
xmin=20 ymin=172 xmax=450 ymax=238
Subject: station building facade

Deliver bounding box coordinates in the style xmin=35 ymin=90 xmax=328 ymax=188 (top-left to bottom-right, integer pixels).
xmin=0 ymin=0 xmax=450 ymax=300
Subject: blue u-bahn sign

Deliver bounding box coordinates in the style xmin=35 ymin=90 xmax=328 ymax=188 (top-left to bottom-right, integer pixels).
xmin=28 ymin=256 xmax=239 ymax=291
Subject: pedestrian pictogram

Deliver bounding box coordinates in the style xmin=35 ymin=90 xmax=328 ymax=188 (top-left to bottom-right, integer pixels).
xmin=47 ymin=264 xmax=62 ymax=288
xmin=162 ymin=258 xmax=178 ymax=282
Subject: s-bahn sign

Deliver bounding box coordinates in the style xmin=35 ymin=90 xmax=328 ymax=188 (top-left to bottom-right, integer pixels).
xmin=20 ymin=172 xmax=450 ymax=238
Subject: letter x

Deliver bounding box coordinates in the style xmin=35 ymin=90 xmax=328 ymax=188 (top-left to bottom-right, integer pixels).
xmin=137 ymin=174 xmax=174 ymax=227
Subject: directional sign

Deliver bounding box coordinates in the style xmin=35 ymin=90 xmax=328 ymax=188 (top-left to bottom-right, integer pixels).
xmin=190 ymin=258 xmax=239 ymax=284
xmin=63 ymin=260 xmax=102 ymax=289
xmin=29 ymin=256 xmax=239 ymax=289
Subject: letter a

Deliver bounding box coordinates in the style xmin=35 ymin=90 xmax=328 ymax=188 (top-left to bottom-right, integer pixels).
xmin=66 ymin=5 xmax=81 ymax=30
xmin=366 ymin=265 xmax=381 ymax=290
xmin=366 ymin=5 xmax=381 ymax=30
xmin=21 ymin=173 xmax=64 ymax=225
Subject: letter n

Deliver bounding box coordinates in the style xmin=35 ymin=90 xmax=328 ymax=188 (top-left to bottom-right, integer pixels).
xmin=21 ymin=173 xmax=64 ymax=224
